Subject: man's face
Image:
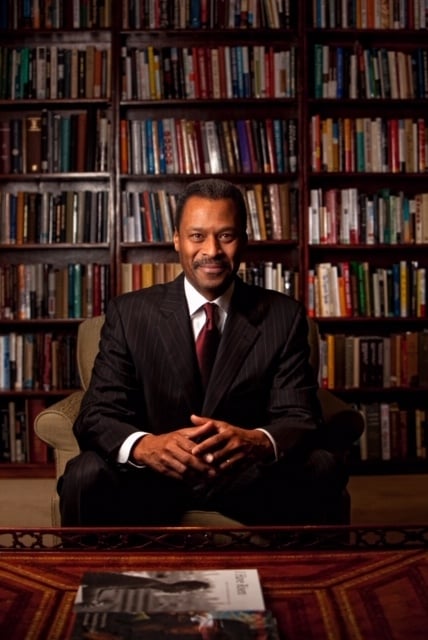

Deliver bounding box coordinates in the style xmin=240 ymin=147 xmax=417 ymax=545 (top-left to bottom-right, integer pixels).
xmin=173 ymin=196 xmax=247 ymax=300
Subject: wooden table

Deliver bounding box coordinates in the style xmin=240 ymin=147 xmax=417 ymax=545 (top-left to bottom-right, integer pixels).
xmin=1 ymin=525 xmax=428 ymax=639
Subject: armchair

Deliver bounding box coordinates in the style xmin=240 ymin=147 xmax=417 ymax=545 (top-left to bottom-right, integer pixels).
xmin=34 ymin=315 xmax=364 ymax=526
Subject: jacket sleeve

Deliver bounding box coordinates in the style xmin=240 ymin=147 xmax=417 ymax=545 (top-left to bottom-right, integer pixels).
xmin=73 ymin=298 xmax=148 ymax=461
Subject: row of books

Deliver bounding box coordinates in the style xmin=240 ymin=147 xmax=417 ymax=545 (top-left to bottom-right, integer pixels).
xmin=244 ymin=182 xmax=298 ymax=240
xmin=309 ymin=261 xmax=427 ymax=318
xmin=1 ymin=45 xmax=111 ymax=101
xmin=122 ymin=0 xmax=292 ymax=29
xmin=120 ymin=260 xmax=299 ymax=298
xmin=313 ymin=43 xmax=428 ymax=100
xmin=0 ymin=398 xmax=50 ymax=464
xmin=358 ymin=403 xmax=427 ymax=462
xmin=310 ymin=115 xmax=428 ymax=173
xmin=0 ymin=0 xmax=112 ymax=29
xmin=308 ymin=188 xmax=428 ymax=245
xmin=0 ymin=263 xmax=110 ymax=321
xmin=121 ymin=189 xmax=176 ymax=243
xmin=0 ymin=331 xmax=79 ymax=392
xmin=121 ymin=117 xmax=297 ymax=175
xmin=238 ymin=261 xmax=299 ymax=297
xmin=121 ymin=44 xmax=296 ymax=100
xmin=0 ymin=190 xmax=109 ymax=245
xmin=121 ymin=262 xmax=182 ymax=293
xmin=318 ymin=331 xmax=428 ymax=390
xmin=0 ymin=109 xmax=110 ymax=174
xmin=311 ymin=0 xmax=428 ymax=29
xmin=121 ymin=182 xmax=298 ymax=243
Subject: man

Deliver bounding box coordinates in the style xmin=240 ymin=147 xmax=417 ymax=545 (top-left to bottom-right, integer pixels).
xmin=59 ymin=178 xmax=347 ymax=526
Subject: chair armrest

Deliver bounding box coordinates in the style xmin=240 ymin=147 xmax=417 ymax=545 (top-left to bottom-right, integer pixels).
xmin=34 ymin=391 xmax=83 ymax=479
xmin=317 ymin=388 xmax=365 ymax=451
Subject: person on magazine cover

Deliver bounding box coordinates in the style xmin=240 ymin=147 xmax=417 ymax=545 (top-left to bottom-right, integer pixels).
xmin=59 ymin=178 xmax=347 ymax=526
xmin=75 ymin=572 xmax=211 ymax=613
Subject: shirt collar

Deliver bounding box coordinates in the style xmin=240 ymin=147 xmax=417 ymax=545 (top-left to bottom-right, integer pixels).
xmin=184 ymin=277 xmax=234 ymax=317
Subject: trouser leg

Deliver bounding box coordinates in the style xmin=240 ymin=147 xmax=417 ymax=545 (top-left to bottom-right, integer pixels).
xmin=58 ymin=450 xmax=189 ymax=526
xmin=197 ymin=448 xmax=349 ymax=526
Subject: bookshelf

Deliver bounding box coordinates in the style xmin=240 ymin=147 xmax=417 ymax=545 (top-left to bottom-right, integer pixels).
xmin=0 ymin=4 xmax=115 ymax=476
xmin=305 ymin=1 xmax=428 ymax=473
xmin=0 ymin=1 xmax=427 ymax=477
xmin=117 ymin=12 xmax=300 ymax=294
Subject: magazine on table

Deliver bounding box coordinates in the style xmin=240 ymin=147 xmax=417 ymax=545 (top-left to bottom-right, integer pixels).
xmin=71 ymin=568 xmax=281 ymax=638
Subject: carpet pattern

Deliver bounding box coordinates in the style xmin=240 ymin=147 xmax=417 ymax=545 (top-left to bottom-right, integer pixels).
xmin=1 ymin=549 xmax=428 ymax=639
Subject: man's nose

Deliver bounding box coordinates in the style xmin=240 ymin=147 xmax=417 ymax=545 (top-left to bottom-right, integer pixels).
xmin=202 ymin=235 xmax=222 ymax=255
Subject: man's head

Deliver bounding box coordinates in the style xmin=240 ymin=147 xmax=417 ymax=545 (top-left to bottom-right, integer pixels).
xmin=173 ymin=179 xmax=248 ymax=300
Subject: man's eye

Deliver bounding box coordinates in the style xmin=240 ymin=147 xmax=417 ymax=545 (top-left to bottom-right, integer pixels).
xmin=190 ymin=233 xmax=204 ymax=241
xmin=219 ymin=233 xmax=234 ymax=242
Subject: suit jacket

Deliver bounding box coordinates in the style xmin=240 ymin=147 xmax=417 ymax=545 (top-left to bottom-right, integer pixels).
xmin=73 ymin=274 xmax=322 ymax=463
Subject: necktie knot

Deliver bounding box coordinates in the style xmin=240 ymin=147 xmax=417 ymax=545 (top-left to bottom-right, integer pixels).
xmin=196 ymin=303 xmax=220 ymax=388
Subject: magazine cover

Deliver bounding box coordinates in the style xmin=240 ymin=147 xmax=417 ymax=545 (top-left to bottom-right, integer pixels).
xmin=74 ymin=569 xmax=266 ymax=614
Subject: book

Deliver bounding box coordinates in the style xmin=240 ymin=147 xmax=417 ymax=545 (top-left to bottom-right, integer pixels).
xmin=25 ymin=115 xmax=42 ymax=173
xmin=0 ymin=120 xmax=11 ymax=174
xmin=360 ymin=402 xmax=381 ymax=460
xmin=71 ymin=569 xmax=280 ymax=639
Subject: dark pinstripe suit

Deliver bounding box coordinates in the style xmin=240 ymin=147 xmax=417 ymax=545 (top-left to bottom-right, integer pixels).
xmin=59 ymin=274 xmax=346 ymax=526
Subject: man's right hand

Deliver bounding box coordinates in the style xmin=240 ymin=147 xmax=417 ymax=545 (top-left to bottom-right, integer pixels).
xmin=130 ymin=423 xmax=218 ymax=482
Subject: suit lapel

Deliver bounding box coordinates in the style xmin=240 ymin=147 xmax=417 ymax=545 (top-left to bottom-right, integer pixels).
xmin=202 ymin=281 xmax=261 ymax=415
xmin=157 ymin=276 xmax=204 ymax=411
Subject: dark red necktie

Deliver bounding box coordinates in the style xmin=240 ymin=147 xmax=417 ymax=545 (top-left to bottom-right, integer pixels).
xmin=196 ymin=303 xmax=220 ymax=387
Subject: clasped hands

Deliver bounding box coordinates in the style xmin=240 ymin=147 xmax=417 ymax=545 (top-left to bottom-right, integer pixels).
xmin=130 ymin=414 xmax=273 ymax=484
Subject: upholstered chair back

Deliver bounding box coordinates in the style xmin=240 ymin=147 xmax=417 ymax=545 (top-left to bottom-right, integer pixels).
xmin=77 ymin=315 xmax=105 ymax=390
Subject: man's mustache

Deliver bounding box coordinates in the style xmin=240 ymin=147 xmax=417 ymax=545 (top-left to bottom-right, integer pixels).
xmin=193 ymin=257 xmax=228 ymax=268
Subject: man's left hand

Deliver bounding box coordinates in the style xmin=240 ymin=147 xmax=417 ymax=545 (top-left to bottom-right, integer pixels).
xmin=189 ymin=414 xmax=274 ymax=472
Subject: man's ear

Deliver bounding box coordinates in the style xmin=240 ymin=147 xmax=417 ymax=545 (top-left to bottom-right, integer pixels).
xmin=173 ymin=228 xmax=179 ymax=251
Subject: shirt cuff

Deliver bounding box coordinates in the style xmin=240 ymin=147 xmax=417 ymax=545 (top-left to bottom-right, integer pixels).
xmin=117 ymin=431 xmax=148 ymax=466
xmin=255 ymin=428 xmax=279 ymax=462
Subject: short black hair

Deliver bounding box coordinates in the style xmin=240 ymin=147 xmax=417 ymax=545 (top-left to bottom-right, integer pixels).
xmin=174 ymin=178 xmax=248 ymax=233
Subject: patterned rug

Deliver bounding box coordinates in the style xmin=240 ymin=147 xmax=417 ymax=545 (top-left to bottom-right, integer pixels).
xmin=1 ymin=548 xmax=428 ymax=639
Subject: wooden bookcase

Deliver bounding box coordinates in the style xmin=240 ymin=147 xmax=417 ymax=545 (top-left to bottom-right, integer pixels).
xmin=0 ymin=1 xmax=427 ymax=477
xmin=0 ymin=6 xmax=115 ymax=476
xmin=304 ymin=4 xmax=428 ymax=472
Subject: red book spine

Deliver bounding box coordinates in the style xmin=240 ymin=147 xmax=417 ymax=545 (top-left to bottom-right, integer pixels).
xmin=388 ymin=118 xmax=399 ymax=173
xmin=339 ymin=261 xmax=353 ymax=317
xmin=120 ymin=119 xmax=129 ymax=174
xmin=142 ymin=190 xmax=154 ymax=242
xmin=132 ymin=263 xmax=142 ymax=291
xmin=264 ymin=46 xmax=274 ymax=98
xmin=196 ymin=47 xmax=208 ymax=98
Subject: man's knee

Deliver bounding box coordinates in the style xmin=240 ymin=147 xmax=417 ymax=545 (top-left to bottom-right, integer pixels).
xmin=304 ymin=448 xmax=348 ymax=489
xmin=58 ymin=451 xmax=112 ymax=496
xmin=58 ymin=451 xmax=118 ymax=526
